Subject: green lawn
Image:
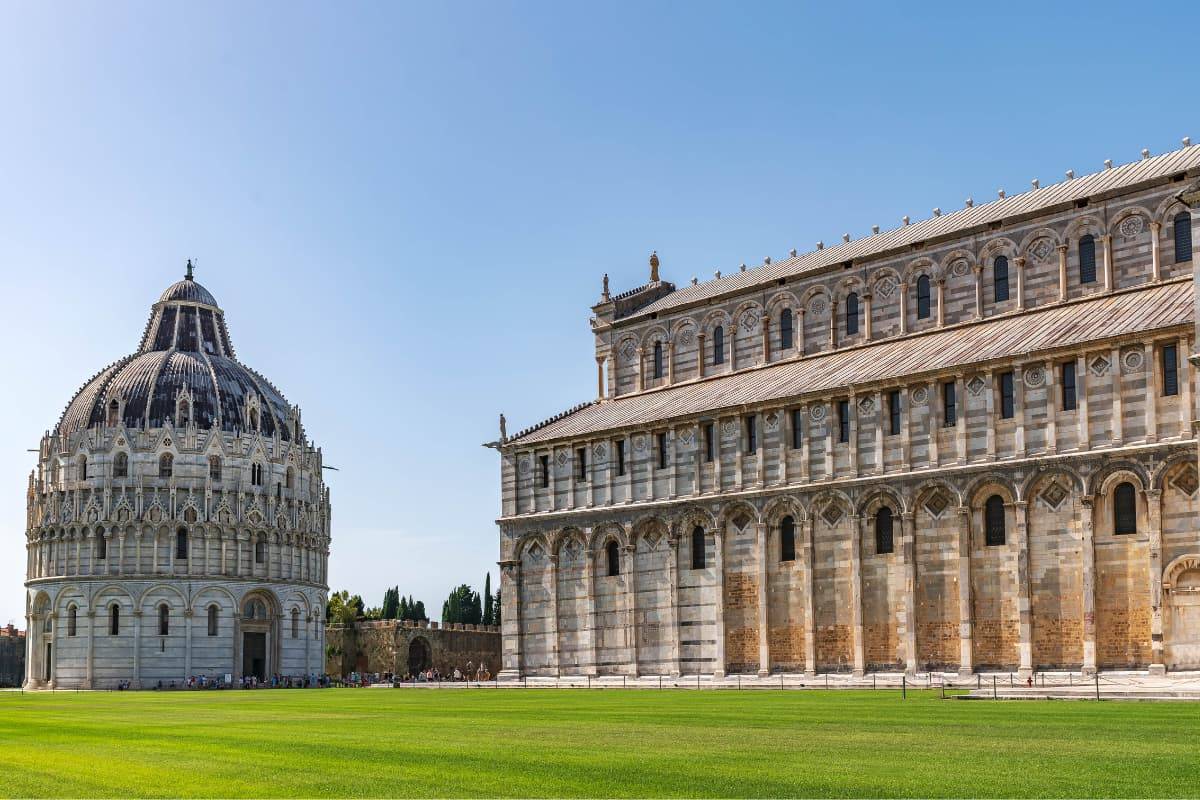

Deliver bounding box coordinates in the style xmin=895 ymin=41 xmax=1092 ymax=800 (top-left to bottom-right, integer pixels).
xmin=1 ymin=688 xmax=1198 ymax=798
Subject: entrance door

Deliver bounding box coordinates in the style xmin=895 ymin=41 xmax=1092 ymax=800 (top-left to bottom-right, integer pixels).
xmin=243 ymin=632 xmax=267 ymax=680
xmin=44 ymin=644 xmax=52 ymax=682
xmin=1167 ymin=583 xmax=1200 ymax=669
xmin=407 ymin=637 xmax=431 ymax=674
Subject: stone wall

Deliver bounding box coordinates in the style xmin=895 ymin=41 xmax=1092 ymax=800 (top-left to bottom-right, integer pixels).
xmin=325 ymin=620 xmax=501 ymax=678
xmin=0 ymin=626 xmax=25 ymax=687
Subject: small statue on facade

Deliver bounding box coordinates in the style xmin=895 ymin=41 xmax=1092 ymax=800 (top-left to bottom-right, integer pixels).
xmin=649 ymin=251 xmax=660 ymax=283
xmin=499 ymin=413 xmax=507 ymax=442
xmin=602 ymin=273 xmax=610 ymax=302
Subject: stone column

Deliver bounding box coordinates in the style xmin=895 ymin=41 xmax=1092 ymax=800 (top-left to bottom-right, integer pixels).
xmin=1102 ymin=234 xmax=1114 ymax=291
xmin=1080 ymin=496 xmax=1097 ymax=675
xmin=729 ymin=327 xmax=737 ymax=372
xmin=697 ymin=333 xmax=706 ymax=379
xmin=756 ymin=521 xmax=770 ymax=677
xmin=900 ymin=386 xmax=912 ymax=470
xmin=499 ymin=560 xmax=522 ymax=679
xmin=799 ymin=404 xmax=811 ymax=482
xmin=132 ymin=609 xmax=143 ymax=689
xmin=596 ymin=356 xmax=606 ymax=401
xmin=667 ymin=533 xmax=682 ymax=677
xmin=548 ymin=554 xmax=560 ymax=676
xmin=802 ymin=517 xmax=816 ymax=676
xmin=637 ymin=348 xmax=646 ymax=392
xmin=1150 ymin=221 xmax=1162 ymax=281
xmin=957 ymin=506 xmax=973 ymax=675
xmin=928 ymin=379 xmax=940 ymax=467
xmin=1045 ymin=359 xmax=1057 ymax=454
xmin=873 ymin=390 xmax=884 ymax=474
xmin=936 ymin=279 xmax=946 ymax=327
xmin=85 ymin=610 xmax=95 ymax=689
xmin=1014 ymin=364 xmax=1026 ymax=456
xmin=849 ymin=392 xmax=860 ymax=477
xmin=584 ymin=547 xmax=598 ymax=677
xmin=898 ymin=283 xmax=909 ymax=334
xmin=1077 ymin=354 xmax=1090 ymax=450
xmin=850 ymin=514 xmax=865 ymax=677
xmin=863 ymin=291 xmax=873 ymax=340
xmin=625 ymin=542 xmax=638 ymax=677
xmin=796 ymin=308 xmax=806 ymax=355
xmin=760 ymin=315 xmax=770 ymax=363
xmin=1057 ymin=243 xmax=1069 ymax=301
xmin=1014 ymin=256 xmax=1026 ymax=311
xmin=1014 ymin=501 xmax=1033 ymax=678
xmin=829 ymin=299 xmax=839 ymax=350
xmin=1111 ymin=346 xmax=1124 ymax=445
xmin=1146 ymin=342 xmax=1158 ymax=442
xmin=184 ymin=608 xmax=193 ymax=679
xmin=48 ymin=612 xmax=59 ymax=688
xmin=1179 ymin=336 xmax=1192 ymax=433
xmin=984 ymin=369 xmax=996 ymax=461
xmin=901 ymin=511 xmax=917 ymax=675
xmin=1147 ymin=489 xmax=1165 ymax=674
xmin=713 ymin=528 xmax=726 ymax=679
xmin=972 ymin=264 xmax=984 ymax=319
xmin=955 ymin=374 xmax=966 ymax=465
xmin=667 ymin=341 xmax=676 ymax=385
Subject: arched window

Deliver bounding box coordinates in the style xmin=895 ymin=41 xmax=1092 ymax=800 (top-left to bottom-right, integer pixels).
xmin=291 ymin=608 xmax=300 ymax=639
xmin=251 ymin=463 xmax=263 ymax=486
xmin=106 ymin=399 xmax=120 ymax=427
xmin=109 ymin=604 xmax=120 ymax=636
xmin=780 ymin=308 xmax=794 ymax=350
xmin=67 ymin=605 xmax=77 ymax=637
xmin=653 ymin=341 xmax=663 ymax=379
xmin=606 ymin=540 xmax=621 ymax=577
xmin=780 ymin=516 xmax=796 ymax=562
xmin=207 ymin=605 xmax=218 ymax=637
xmin=1079 ymin=234 xmax=1097 ymax=284
xmin=255 ymin=538 xmax=266 ymax=564
xmin=993 ymin=256 xmax=1010 ymax=302
xmin=916 ymin=275 xmax=931 ymax=319
xmin=177 ymin=398 xmax=191 ymax=427
xmin=712 ymin=326 xmax=725 ymax=365
xmin=845 ymin=292 xmax=859 ymax=335
xmin=209 ymin=456 xmax=221 ymax=482
xmin=245 ymin=599 xmax=267 ymax=620
xmin=286 ymin=467 xmax=295 ymax=490
xmin=1175 ymin=211 xmax=1193 ymax=263
xmin=96 ymin=533 xmax=106 ymax=561
xmin=691 ymin=526 xmax=706 ymax=570
xmin=78 ymin=456 xmax=88 ymax=481
xmin=159 ymin=453 xmax=173 ymax=479
xmin=875 ymin=507 xmax=894 ymax=555
xmin=158 ymin=603 xmax=169 ymax=636
xmin=1114 ymin=482 xmax=1137 ymax=535
xmin=984 ymin=495 xmax=1006 ymax=546
xmin=113 ymin=452 xmax=128 ymax=478
xmin=175 ymin=529 xmax=188 ymax=560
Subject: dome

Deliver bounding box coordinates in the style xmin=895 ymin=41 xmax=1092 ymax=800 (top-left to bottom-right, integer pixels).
xmin=55 ymin=264 xmax=297 ymax=441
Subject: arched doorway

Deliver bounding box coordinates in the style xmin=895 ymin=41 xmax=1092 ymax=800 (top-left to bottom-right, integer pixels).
xmin=407 ymin=636 xmax=432 ymax=674
xmin=240 ymin=593 xmax=276 ymax=681
xmin=1165 ymin=556 xmax=1200 ymax=669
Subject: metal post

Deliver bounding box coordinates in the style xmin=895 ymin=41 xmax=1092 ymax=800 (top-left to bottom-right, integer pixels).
xmin=901 ymin=675 xmax=906 ymax=700
xmin=1094 ymin=673 xmax=1100 ymax=701
xmin=992 ymin=676 xmax=997 ymax=700
xmin=872 ymin=674 xmax=876 ymax=690
xmin=780 ymin=672 xmax=784 ymax=690
xmin=737 ymin=674 xmax=741 ymax=690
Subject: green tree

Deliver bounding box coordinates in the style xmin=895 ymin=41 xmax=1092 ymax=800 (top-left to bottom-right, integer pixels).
xmin=493 ymin=590 xmax=501 ymax=627
xmin=413 ymin=600 xmax=427 ymax=621
xmin=381 ymin=587 xmax=399 ymax=620
xmin=398 ymin=594 xmax=409 ymax=621
xmin=482 ymin=573 xmax=494 ymax=625
xmin=442 ymin=584 xmax=484 ymax=625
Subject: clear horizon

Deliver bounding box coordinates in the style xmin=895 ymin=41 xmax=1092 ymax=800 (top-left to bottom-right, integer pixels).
xmin=2 ymin=0 xmax=1198 ymax=627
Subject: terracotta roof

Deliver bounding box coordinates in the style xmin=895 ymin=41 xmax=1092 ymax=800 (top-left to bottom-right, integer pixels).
xmin=628 ymin=145 xmax=1200 ymax=320
xmin=508 ymin=280 xmax=1193 ymax=446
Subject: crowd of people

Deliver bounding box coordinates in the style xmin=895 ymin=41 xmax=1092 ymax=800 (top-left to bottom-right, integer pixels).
xmin=129 ymin=674 xmax=334 ymax=690
xmin=394 ymin=660 xmax=493 ymax=684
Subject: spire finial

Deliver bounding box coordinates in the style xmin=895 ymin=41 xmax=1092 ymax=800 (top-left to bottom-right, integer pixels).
xmin=602 ymin=273 xmax=610 ymax=301
xmin=185 ymin=259 xmax=194 ymax=281
xmin=649 ymin=251 xmax=660 ymax=283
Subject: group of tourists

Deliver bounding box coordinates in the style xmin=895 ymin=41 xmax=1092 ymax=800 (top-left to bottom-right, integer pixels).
xmin=137 ymin=674 xmax=334 ymax=690
xmin=393 ymin=660 xmax=493 ymax=684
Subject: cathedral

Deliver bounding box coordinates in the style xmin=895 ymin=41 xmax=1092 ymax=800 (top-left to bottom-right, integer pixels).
xmin=494 ymin=144 xmax=1200 ymax=678
xmin=23 ymin=265 xmax=331 ymax=688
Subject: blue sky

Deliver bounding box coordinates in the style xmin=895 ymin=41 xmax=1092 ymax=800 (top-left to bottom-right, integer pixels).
xmin=1 ymin=1 xmax=1197 ymax=626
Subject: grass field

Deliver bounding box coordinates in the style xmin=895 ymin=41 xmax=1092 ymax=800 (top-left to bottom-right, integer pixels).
xmin=1 ymin=688 xmax=1199 ymax=798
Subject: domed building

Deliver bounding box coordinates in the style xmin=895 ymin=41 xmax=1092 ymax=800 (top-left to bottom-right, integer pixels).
xmin=23 ymin=263 xmax=331 ymax=689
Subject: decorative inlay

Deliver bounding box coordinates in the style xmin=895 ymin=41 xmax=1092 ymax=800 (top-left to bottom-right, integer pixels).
xmin=740 ymin=310 xmax=759 ymax=332
xmin=810 ymin=404 xmax=827 ymax=422
xmin=1089 ymin=355 xmax=1110 ymax=377
xmin=527 ymin=542 xmax=544 ymax=562
xmin=678 ymin=327 xmax=696 ymax=346
xmin=642 ymin=532 xmax=660 ymax=551
xmin=620 ymin=339 xmax=638 ymax=363
xmin=821 ymin=502 xmax=844 ymax=527
xmin=874 ymin=277 xmax=896 ymax=298
xmin=764 ymin=411 xmax=781 ymax=433
xmin=518 ymin=458 xmax=531 ymax=476
xmin=556 ymin=451 xmax=568 ymax=468
xmin=967 ymin=375 xmax=987 ymax=396
xmin=1040 ymin=481 xmax=1069 ymax=510
xmin=1024 ymin=366 xmax=1045 ymax=388
xmin=593 ymin=443 xmax=607 ymax=460
xmin=1118 ymin=215 xmax=1146 ymax=238
xmin=858 ymin=397 xmax=874 ymax=415
xmin=951 ymin=259 xmax=970 ymax=277
xmin=911 ymin=387 xmax=928 ymax=406
xmin=1029 ymin=237 xmax=1054 ymax=263
xmin=809 ymin=297 xmax=826 ymax=315
xmin=721 ymin=421 xmax=739 ymax=440
xmin=731 ymin=513 xmax=751 ymax=532
xmin=1121 ymin=348 xmax=1144 ymax=373
xmin=924 ymin=490 xmax=951 ymax=519
xmin=678 ymin=428 xmax=695 ymax=446
xmin=1172 ymin=466 xmax=1199 ymax=497
xmin=634 ymin=436 xmax=647 ymax=452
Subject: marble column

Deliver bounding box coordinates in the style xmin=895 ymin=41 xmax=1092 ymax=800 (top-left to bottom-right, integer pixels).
xmin=803 ymin=516 xmax=816 ymax=676
xmin=499 ymin=560 xmax=522 ymax=679
xmin=1057 ymin=243 xmax=1069 ymax=301
xmin=1080 ymin=496 xmax=1097 ymax=675
xmin=625 ymin=542 xmax=638 ymax=677
xmin=850 ymin=514 xmax=865 ymax=677
xmin=667 ymin=533 xmax=682 ymax=677
xmin=756 ymin=521 xmax=770 ymax=677
xmin=1150 ymin=221 xmax=1162 ymax=281
xmin=1014 ymin=501 xmax=1033 ymax=678
xmin=713 ymin=528 xmax=726 ymax=679
xmin=957 ymin=506 xmax=974 ymax=675
xmin=1147 ymin=489 xmax=1165 ymax=674
xmin=901 ymin=512 xmax=917 ymax=675
xmin=548 ymin=554 xmax=560 ymax=676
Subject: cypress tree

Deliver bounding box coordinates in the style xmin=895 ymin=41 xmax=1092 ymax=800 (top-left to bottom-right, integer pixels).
xmin=483 ymin=573 xmax=493 ymax=625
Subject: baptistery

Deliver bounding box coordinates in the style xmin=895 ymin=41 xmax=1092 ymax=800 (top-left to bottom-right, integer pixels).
xmin=24 ymin=263 xmax=330 ymax=689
